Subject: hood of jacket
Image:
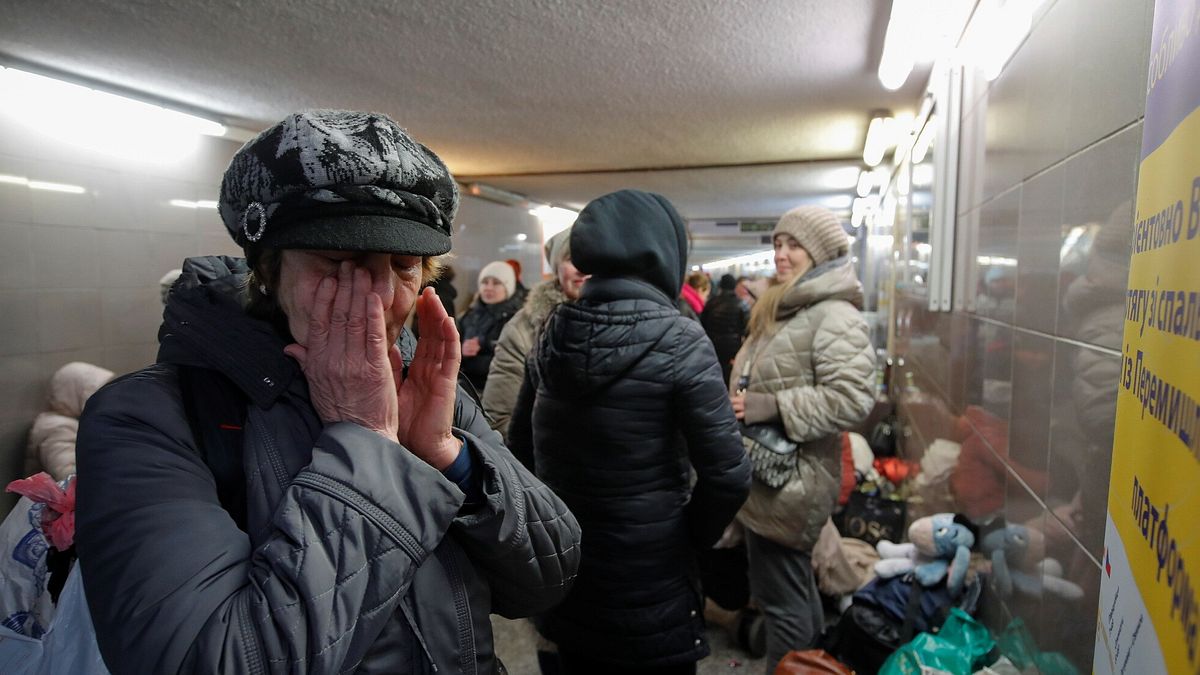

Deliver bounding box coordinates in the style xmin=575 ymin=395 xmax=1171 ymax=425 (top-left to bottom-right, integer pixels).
xmin=535 ymin=276 xmax=679 ymax=398
xmin=157 ymin=256 xmax=304 ymax=408
xmin=777 ymin=257 xmax=864 ymax=320
xmin=570 ymin=189 xmax=688 ymax=299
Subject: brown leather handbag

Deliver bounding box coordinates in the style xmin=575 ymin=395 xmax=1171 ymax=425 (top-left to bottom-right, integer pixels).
xmin=773 ymin=649 xmax=855 ymax=675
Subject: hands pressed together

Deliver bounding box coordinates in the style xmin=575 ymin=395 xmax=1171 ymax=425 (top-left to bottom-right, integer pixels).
xmin=284 ymin=262 xmax=462 ymax=470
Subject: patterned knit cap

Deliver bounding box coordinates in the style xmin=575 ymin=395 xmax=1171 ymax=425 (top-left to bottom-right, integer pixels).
xmin=772 ymin=205 xmax=848 ymax=266
xmin=219 ymin=110 xmax=459 ymax=256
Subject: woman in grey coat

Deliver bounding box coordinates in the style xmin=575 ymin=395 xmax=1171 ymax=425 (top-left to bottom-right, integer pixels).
xmin=76 ymin=110 xmax=580 ymax=674
xmin=729 ymin=206 xmax=875 ymax=672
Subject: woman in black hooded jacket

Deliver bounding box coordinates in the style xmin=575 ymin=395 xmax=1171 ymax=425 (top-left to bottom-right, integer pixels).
xmin=510 ymin=189 xmax=752 ymax=674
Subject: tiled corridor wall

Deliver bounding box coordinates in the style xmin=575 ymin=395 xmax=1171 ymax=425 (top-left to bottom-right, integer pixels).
xmin=891 ymin=0 xmax=1152 ymax=669
xmin=0 ymin=113 xmax=541 ymax=513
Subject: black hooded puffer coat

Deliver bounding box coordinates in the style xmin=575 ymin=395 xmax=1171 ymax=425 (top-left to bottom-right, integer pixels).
xmin=509 ymin=190 xmax=751 ymax=667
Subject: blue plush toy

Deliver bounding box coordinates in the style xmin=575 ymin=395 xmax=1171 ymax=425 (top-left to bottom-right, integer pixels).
xmin=874 ymin=513 xmax=976 ymax=595
xmin=981 ymin=523 xmax=1084 ymax=601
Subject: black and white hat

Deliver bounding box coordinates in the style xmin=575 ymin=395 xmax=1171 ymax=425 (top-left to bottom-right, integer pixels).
xmin=219 ymin=110 xmax=459 ymax=256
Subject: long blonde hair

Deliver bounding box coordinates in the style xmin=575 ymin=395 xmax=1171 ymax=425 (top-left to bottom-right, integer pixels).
xmin=746 ymin=274 xmax=801 ymax=341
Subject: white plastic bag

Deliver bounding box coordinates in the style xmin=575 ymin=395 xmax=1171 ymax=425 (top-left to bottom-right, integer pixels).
xmin=0 ymin=564 xmax=109 ymax=675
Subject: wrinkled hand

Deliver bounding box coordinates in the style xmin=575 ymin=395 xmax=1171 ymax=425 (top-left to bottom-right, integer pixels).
xmin=284 ymin=262 xmax=399 ymax=443
xmin=389 ymin=287 xmax=462 ymax=470
xmin=461 ymin=337 xmax=481 ymax=357
xmin=730 ymin=393 xmax=746 ymax=420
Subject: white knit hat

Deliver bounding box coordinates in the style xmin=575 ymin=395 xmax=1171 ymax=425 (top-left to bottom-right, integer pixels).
xmin=479 ymin=260 xmax=516 ymax=298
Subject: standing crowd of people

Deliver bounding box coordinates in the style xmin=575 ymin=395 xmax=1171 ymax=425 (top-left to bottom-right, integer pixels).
xmin=6 ymin=109 xmax=875 ymax=675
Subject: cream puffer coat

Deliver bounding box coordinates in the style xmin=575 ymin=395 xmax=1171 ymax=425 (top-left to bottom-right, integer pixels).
xmin=25 ymin=362 xmax=114 ymax=480
xmin=483 ymin=279 xmax=569 ymax=443
xmin=732 ymin=258 xmax=875 ymax=551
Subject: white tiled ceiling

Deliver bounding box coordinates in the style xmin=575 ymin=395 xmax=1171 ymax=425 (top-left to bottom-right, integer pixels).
xmin=0 ymin=0 xmax=925 ymax=224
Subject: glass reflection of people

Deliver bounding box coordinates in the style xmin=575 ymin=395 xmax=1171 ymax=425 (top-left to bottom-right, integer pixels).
xmin=1043 ymin=206 xmax=1131 ymax=667
xmin=75 ymin=110 xmax=580 ymax=673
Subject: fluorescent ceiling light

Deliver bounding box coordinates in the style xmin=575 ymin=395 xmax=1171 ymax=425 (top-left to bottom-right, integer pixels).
xmin=0 ymin=66 xmax=226 ymax=163
xmin=962 ymin=0 xmax=1035 ymax=81
xmin=28 ymin=180 xmax=86 ymax=194
xmin=878 ymin=0 xmax=976 ymax=90
xmin=863 ymin=116 xmax=898 ymax=167
xmin=528 ymin=205 xmax=578 ymax=241
xmin=700 ymin=249 xmax=775 ymax=271
xmin=169 ymin=199 xmax=219 ymax=209
xmin=878 ymin=0 xmax=921 ymax=90
xmin=977 ymin=255 xmax=1018 ymax=267
xmin=0 ymin=173 xmax=86 ymax=193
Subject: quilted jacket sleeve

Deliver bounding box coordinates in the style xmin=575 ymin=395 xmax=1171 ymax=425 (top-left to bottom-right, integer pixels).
xmin=673 ymin=322 xmax=752 ymax=549
xmin=482 ymin=315 xmax=534 ymax=442
xmin=776 ymin=305 xmax=876 ymax=443
xmin=450 ymin=387 xmax=581 ymax=618
xmin=76 ymin=370 xmax=464 ymax=675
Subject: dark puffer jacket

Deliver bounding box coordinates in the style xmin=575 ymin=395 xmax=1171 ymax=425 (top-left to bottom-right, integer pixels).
xmin=700 ymin=290 xmax=748 ymax=385
xmin=458 ymin=295 xmax=521 ymax=393
xmin=509 ymin=190 xmax=751 ymax=667
xmin=76 ymin=256 xmax=581 ymax=675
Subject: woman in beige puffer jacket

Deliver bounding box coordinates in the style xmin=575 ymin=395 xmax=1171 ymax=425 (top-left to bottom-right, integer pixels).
xmin=25 ymin=361 xmax=114 ymax=480
xmin=729 ymin=206 xmax=875 ymax=672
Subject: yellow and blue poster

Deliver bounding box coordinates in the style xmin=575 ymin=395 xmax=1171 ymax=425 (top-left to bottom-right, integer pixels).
xmin=1094 ymin=1 xmax=1200 ymax=673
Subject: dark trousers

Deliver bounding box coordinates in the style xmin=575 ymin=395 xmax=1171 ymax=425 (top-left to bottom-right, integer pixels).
xmin=557 ymin=652 xmax=697 ymax=675
xmin=698 ymin=542 xmax=750 ymax=610
xmin=745 ymin=530 xmax=824 ymax=675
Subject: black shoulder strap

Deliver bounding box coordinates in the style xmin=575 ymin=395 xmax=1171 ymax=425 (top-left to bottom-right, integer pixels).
xmin=177 ymin=365 xmax=249 ymax=531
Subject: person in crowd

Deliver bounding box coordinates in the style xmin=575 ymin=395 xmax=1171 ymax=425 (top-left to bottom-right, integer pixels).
xmin=735 ymin=276 xmax=757 ymax=308
xmin=728 ymin=205 xmax=875 ymax=672
xmin=24 ymin=362 xmax=113 ymax=481
xmin=159 ymin=268 xmax=183 ymax=305
xmin=678 ymin=270 xmax=710 ymax=321
xmin=510 ymin=189 xmax=751 ymax=675
xmin=75 ymin=110 xmax=581 ymax=675
xmin=483 ymin=228 xmax=587 ymax=445
xmin=701 ymin=273 xmax=749 ymax=385
xmin=459 ymin=260 xmax=522 ymax=393
xmin=505 ymin=257 xmax=530 ymax=306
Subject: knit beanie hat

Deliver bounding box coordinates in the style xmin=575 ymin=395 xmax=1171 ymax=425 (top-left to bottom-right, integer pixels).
xmin=479 ymin=260 xmax=517 ymax=298
xmin=773 ymin=205 xmax=848 ymax=266
xmin=544 ymin=228 xmax=572 ymax=273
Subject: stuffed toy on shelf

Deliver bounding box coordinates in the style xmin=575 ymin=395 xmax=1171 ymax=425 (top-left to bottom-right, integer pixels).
xmin=874 ymin=512 xmax=977 ymax=595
